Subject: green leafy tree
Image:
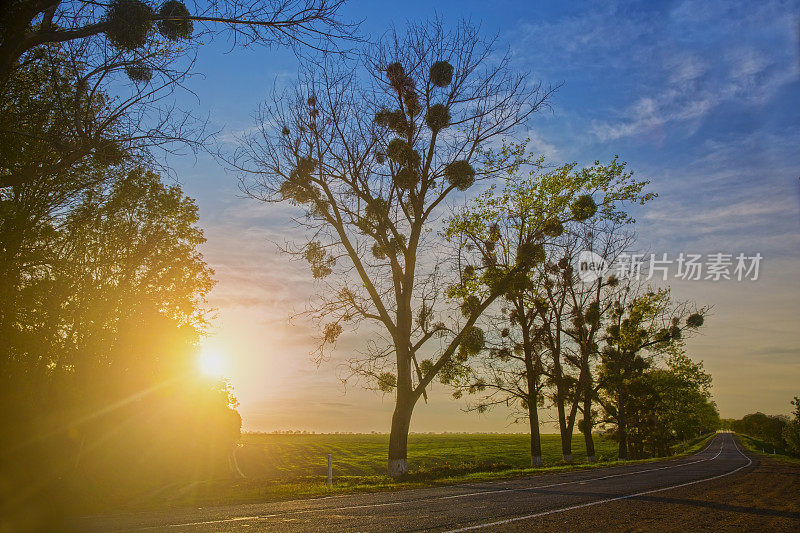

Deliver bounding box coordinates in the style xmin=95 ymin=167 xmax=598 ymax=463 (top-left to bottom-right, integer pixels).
xmin=0 ymin=167 xmax=237 ymax=525
xmin=782 ymin=396 xmax=800 ymax=454
xmin=732 ymin=412 xmax=788 ymax=449
xmin=598 ymin=287 xmax=706 ymax=459
xmin=0 ymin=46 xmax=190 ymax=362
xmin=623 ymin=351 xmax=719 ymax=457
xmin=445 ymin=159 xmax=650 ymax=466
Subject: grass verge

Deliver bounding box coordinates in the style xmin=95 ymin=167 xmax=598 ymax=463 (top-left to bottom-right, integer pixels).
xmin=103 ymin=432 xmax=717 ymax=513
xmin=736 ymin=433 xmax=800 ymax=465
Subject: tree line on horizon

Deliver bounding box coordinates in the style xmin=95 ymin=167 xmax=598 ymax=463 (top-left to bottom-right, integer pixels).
xmin=722 ymin=396 xmax=800 ymax=455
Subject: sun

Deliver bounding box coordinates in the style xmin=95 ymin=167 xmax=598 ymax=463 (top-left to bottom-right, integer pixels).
xmin=198 ymin=344 xmax=227 ymax=378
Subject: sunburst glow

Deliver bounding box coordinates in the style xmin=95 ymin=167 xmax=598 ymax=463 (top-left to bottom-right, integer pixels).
xmin=198 ymin=344 xmax=226 ymax=378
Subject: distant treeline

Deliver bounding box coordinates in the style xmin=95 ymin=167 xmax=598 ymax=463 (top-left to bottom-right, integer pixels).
xmin=723 ymin=395 xmax=800 ymax=454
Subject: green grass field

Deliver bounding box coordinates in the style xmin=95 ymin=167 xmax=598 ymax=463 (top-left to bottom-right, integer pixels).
xmin=95 ymin=432 xmax=714 ymax=513
xmin=236 ymin=433 xmax=619 ymax=480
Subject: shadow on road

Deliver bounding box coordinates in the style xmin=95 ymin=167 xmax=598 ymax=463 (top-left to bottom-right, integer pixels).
xmin=511 ymin=485 xmax=800 ymax=521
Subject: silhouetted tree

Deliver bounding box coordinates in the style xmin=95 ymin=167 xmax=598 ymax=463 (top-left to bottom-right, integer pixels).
xmin=235 ymin=18 xmax=556 ymax=478
xmin=782 ymin=396 xmax=800 ymax=454
xmin=0 ymin=46 xmax=205 ymax=357
xmin=598 ymin=287 xmax=706 ymax=459
xmin=0 ymin=165 xmax=238 ymax=526
xmin=446 ymin=159 xmax=650 ymax=466
xmin=0 ymin=0 xmax=358 ymax=84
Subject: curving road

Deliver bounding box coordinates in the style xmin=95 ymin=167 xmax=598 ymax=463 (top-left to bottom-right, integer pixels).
xmin=80 ymin=433 xmax=800 ymax=532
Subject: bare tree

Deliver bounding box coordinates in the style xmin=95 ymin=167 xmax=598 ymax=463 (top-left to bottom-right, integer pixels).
xmin=0 ymin=0 xmax=359 ymax=83
xmin=233 ymin=18 xmax=557 ymax=477
xmin=556 ymin=221 xmax=634 ymax=462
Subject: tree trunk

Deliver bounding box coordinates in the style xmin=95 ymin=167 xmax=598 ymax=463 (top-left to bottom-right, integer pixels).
xmin=388 ymin=294 xmax=416 ymax=479
xmin=528 ymin=395 xmax=543 ymax=468
xmin=583 ymin=396 xmax=596 ymax=462
xmin=520 ymin=304 xmax=543 ymax=468
xmin=617 ymin=392 xmax=628 ymax=460
xmin=388 ymin=389 xmax=414 ymax=479
xmin=556 ymin=384 xmax=572 ymax=463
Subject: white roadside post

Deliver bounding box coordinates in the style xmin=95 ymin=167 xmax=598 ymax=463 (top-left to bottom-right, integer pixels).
xmin=327 ymin=453 xmax=333 ymax=487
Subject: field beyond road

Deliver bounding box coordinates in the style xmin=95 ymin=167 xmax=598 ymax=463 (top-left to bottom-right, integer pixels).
xmin=80 ymin=432 xmax=711 ymax=514
xmin=236 ymin=432 xmax=619 ymax=480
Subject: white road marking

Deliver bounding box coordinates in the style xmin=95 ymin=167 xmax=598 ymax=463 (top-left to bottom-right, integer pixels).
xmin=135 ymin=436 xmax=726 ymax=530
xmin=443 ymin=435 xmax=752 ymax=532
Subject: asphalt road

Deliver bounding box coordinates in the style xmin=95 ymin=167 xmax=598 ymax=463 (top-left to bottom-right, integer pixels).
xmin=80 ymin=433 xmax=800 ymax=532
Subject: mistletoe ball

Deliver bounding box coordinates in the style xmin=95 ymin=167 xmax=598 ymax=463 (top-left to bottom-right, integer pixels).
xmin=542 ymin=218 xmax=564 ymax=238
xmin=429 ymin=61 xmax=454 ymax=87
xmin=394 ymin=166 xmax=419 ymax=190
xmin=425 ymin=103 xmax=450 ymax=131
xmin=157 ymin=1 xmax=192 ymax=41
xmin=459 ymin=326 xmax=485 ymax=357
xmin=686 ymin=313 xmax=704 ymax=328
xmin=571 ymin=194 xmax=597 ymax=221
xmin=106 ymin=0 xmax=154 ymax=50
xmin=517 ymin=242 xmax=546 ymax=268
xmin=125 ymin=64 xmax=153 ymax=83
xmin=461 ymin=295 xmax=480 ymax=318
xmin=444 ymin=160 xmax=476 ymax=191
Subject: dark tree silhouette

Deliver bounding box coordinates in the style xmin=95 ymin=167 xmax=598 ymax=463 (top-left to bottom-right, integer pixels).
xmin=598 ymin=286 xmax=706 ymax=459
xmin=783 ymin=396 xmax=800 ymax=454
xmin=0 ymin=0 xmax=358 ymax=83
xmin=447 ymin=161 xmax=650 ymax=466
xmin=234 ymin=18 xmax=556 ymax=478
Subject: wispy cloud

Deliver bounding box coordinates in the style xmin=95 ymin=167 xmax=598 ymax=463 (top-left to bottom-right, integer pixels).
xmin=591 ymin=45 xmax=794 ymax=142
xmin=181 ymin=0 xmax=800 ymax=428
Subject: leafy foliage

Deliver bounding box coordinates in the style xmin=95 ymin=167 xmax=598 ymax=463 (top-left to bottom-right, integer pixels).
xmin=0 ymin=57 xmax=239 ymax=520
xmin=732 ymin=412 xmax=789 ymax=449
xmin=378 ymin=372 xmax=398 ymax=392
xmin=598 ymin=288 xmax=709 ymax=458
xmin=783 ymin=396 xmax=800 ymax=454
xmin=618 ymin=353 xmax=719 ymax=457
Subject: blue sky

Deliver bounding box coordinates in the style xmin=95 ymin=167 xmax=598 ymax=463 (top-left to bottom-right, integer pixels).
xmin=170 ymin=0 xmax=800 ymax=432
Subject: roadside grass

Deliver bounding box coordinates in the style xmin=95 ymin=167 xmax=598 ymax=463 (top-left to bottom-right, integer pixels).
xmin=736 ymin=434 xmax=800 ymax=465
xmin=235 ymin=433 xmax=619 ymax=480
xmin=93 ymin=432 xmax=715 ymax=513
